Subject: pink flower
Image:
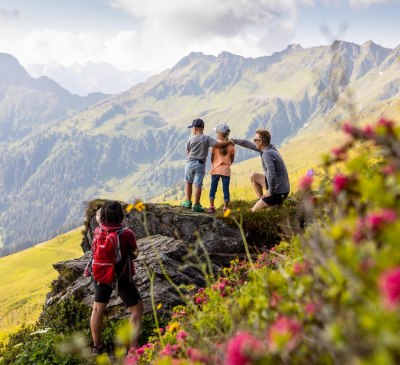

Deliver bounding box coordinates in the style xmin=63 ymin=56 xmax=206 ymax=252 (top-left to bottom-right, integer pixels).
xmin=176 ymin=330 xmax=188 ymax=342
xmin=365 ymin=209 xmax=397 ymax=233
xmin=225 ymin=331 xmax=263 ymax=365
xmin=342 ymin=122 xmax=356 ymax=136
xmin=268 ymin=316 xmax=302 ymax=353
xmin=331 ymin=146 xmax=347 ymax=160
xmin=293 ymin=262 xmax=308 ymax=275
xmin=332 ymin=174 xmax=349 ymax=194
xmin=377 ymin=117 xmax=395 ymax=134
xmin=305 ymin=303 xmax=317 ymax=316
xmin=159 ymin=344 xmax=180 ymax=357
xmin=381 ymin=163 xmax=396 ymax=176
xmin=379 ymin=267 xmax=400 ymax=310
xmin=187 ymin=348 xmax=204 ymax=362
xmin=361 ymin=124 xmax=375 ymax=139
xmin=298 ymin=175 xmax=313 ymax=191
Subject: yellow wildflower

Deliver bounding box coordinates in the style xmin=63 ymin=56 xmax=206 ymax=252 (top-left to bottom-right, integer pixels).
xmin=223 ymin=208 xmax=231 ymax=218
xmin=125 ymin=204 xmax=134 ymax=213
xmin=157 ymin=303 xmax=163 ymax=310
xmin=167 ymin=322 xmax=180 ymax=333
xmin=134 ymin=201 xmax=145 ymax=212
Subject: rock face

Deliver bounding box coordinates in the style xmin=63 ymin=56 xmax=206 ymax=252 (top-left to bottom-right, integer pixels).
xmin=45 ymin=203 xmax=245 ymax=319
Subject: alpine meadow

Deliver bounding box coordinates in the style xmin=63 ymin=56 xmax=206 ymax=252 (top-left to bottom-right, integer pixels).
xmin=1 ymin=1 xmax=400 ymax=363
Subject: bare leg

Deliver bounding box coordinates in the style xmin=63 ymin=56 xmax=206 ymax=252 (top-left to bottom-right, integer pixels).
xmin=186 ymin=183 xmax=193 ymax=201
xmin=252 ymin=198 xmax=269 ymax=212
xmin=91 ymin=302 xmax=107 ymax=346
xmin=250 ymin=173 xmax=267 ymax=199
xmin=194 ymin=185 xmax=202 ymax=205
xmin=128 ymin=301 xmax=144 ymax=349
xmin=209 ymin=198 xmax=215 ymax=208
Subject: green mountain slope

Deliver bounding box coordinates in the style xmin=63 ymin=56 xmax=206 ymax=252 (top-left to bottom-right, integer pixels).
xmin=0 ymin=229 xmax=83 ymax=342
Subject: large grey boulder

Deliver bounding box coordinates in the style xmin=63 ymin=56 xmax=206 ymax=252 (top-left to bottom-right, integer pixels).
xmin=45 ymin=203 xmax=244 ymax=319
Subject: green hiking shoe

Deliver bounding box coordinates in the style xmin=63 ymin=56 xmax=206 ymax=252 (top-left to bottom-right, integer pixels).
xmin=192 ymin=203 xmax=205 ymax=212
xmin=180 ymin=200 xmax=192 ymax=209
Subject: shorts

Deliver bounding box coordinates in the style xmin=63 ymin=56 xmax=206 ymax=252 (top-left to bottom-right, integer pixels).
xmin=185 ymin=160 xmax=206 ymax=187
xmin=262 ymin=193 xmax=289 ymax=206
xmin=93 ymin=279 xmax=141 ymax=307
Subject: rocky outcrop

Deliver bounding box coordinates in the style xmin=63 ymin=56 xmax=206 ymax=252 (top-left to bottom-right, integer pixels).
xmin=45 ymin=203 xmax=247 ymax=320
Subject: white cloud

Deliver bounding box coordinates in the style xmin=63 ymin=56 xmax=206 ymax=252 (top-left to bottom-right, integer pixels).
xmin=1 ymin=0 xmax=396 ymax=72
xmin=103 ymin=0 xmax=305 ymax=68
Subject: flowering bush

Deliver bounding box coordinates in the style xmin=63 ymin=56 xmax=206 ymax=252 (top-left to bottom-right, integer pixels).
xmin=130 ymin=118 xmax=400 ymax=365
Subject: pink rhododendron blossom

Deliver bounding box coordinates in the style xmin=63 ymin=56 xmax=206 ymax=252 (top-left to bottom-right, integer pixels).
xmin=176 ymin=330 xmax=188 ymax=341
xmin=377 ymin=117 xmax=395 ymax=133
xmin=305 ymin=302 xmax=317 ymax=316
xmin=333 ymin=174 xmax=348 ymax=194
xmin=342 ymin=122 xmax=356 ymax=136
xmin=379 ymin=267 xmax=400 ymax=309
xmin=331 ymin=146 xmax=347 ymax=160
xmin=225 ymin=331 xmax=263 ymax=365
xmin=361 ymin=124 xmax=375 ymax=139
xmin=293 ymin=262 xmax=308 ymax=275
xmin=381 ymin=163 xmax=396 ymax=176
xmin=159 ymin=344 xmax=180 ymax=357
xmin=268 ymin=316 xmax=302 ymax=352
xmin=353 ymin=209 xmax=396 ymax=243
xmin=298 ymin=175 xmax=313 ymax=191
xmin=365 ymin=209 xmax=397 ymax=233
xmin=187 ymin=348 xmax=204 ymax=362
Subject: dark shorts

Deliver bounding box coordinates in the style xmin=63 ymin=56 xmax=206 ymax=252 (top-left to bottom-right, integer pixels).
xmin=93 ymin=279 xmax=141 ymax=307
xmin=262 ymin=193 xmax=289 ymax=206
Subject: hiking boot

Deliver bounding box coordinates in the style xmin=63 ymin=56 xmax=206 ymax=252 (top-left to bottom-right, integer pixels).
xmin=92 ymin=343 xmax=108 ymax=356
xmin=180 ymin=200 xmax=192 ymax=209
xmin=192 ymin=203 xmax=205 ymax=212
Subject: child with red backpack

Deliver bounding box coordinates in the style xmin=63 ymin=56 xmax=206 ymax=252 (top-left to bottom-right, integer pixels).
xmin=87 ymin=200 xmax=143 ymax=356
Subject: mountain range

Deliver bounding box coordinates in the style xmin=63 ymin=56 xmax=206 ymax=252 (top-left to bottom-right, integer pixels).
xmin=26 ymin=61 xmax=155 ymax=96
xmin=0 ymin=40 xmax=399 ymax=255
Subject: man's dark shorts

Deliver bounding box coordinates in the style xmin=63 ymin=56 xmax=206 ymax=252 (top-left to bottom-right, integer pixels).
xmin=262 ymin=193 xmax=289 ymax=206
xmin=94 ymin=279 xmax=141 ymax=307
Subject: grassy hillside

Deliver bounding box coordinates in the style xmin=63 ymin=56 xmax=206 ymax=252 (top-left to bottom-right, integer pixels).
xmin=0 ymin=229 xmax=83 ymax=342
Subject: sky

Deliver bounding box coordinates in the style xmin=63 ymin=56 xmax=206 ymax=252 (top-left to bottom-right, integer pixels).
xmin=0 ymin=0 xmax=399 ymax=72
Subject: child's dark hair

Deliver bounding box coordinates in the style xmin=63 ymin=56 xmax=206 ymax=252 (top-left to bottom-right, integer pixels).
xmin=100 ymin=200 xmax=124 ymax=224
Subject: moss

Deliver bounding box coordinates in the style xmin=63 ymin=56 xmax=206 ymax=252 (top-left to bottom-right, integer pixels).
xmin=216 ymin=198 xmax=303 ymax=249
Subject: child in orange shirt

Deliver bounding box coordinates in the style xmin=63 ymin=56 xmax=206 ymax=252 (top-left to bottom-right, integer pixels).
xmin=208 ymin=123 xmax=235 ymax=213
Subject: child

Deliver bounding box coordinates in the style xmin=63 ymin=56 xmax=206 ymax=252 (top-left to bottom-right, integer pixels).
xmin=208 ymin=123 xmax=235 ymax=213
xmin=89 ymin=201 xmax=143 ymax=356
xmin=181 ymin=118 xmax=233 ymax=212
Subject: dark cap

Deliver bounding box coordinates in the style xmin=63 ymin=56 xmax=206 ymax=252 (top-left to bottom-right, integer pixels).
xmin=188 ymin=118 xmax=205 ymax=128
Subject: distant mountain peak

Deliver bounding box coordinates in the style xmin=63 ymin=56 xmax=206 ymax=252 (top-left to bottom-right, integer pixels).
xmin=284 ymin=44 xmax=303 ymax=54
xmin=0 ymin=53 xmax=31 ymax=85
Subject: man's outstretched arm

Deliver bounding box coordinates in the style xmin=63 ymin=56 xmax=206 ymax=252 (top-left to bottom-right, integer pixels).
xmin=231 ymin=139 xmax=258 ymax=152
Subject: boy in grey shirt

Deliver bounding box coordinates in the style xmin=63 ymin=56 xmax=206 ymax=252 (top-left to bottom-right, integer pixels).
xmin=181 ymin=118 xmax=233 ymax=212
xmin=232 ymin=129 xmax=290 ymax=212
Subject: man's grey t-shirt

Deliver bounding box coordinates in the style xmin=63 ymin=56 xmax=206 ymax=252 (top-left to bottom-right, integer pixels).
xmin=186 ymin=134 xmax=217 ymax=162
xmin=232 ymin=139 xmax=290 ymax=195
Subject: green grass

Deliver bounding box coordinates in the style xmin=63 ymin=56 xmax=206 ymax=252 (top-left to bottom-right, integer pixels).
xmin=0 ymin=229 xmax=83 ymax=343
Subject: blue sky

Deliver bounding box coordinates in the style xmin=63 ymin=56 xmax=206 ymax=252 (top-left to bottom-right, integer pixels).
xmin=0 ymin=0 xmax=399 ymax=71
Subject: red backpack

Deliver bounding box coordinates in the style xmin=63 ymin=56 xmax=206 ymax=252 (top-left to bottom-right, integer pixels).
xmin=90 ymin=227 xmax=126 ymax=285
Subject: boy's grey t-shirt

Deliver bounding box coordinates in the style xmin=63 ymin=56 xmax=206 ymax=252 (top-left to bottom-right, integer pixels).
xmin=187 ymin=134 xmax=217 ymax=162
